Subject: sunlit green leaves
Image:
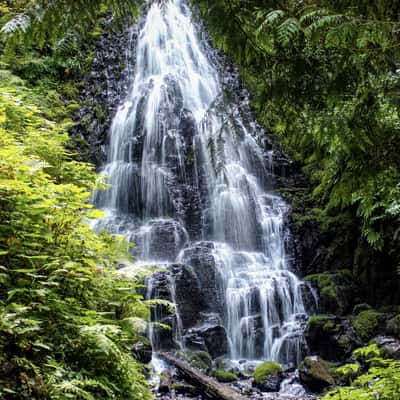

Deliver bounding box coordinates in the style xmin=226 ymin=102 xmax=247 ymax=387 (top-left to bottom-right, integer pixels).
xmin=0 ymin=73 xmax=151 ymax=399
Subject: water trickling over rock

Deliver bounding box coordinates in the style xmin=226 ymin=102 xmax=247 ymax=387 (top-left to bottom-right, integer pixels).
xmin=95 ymin=0 xmax=311 ymax=365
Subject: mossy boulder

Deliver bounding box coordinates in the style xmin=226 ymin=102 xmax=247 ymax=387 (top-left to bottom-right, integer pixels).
xmin=305 ymin=315 xmax=359 ymax=361
xmin=386 ymin=315 xmax=400 ymax=338
xmin=299 ymin=356 xmax=335 ymax=391
xmin=186 ymin=351 xmax=212 ymax=372
xmin=353 ymin=309 xmax=384 ymax=342
xmin=252 ymin=361 xmax=283 ymax=392
xmin=305 ymin=270 xmax=354 ymax=315
xmin=213 ymin=369 xmax=239 ymax=382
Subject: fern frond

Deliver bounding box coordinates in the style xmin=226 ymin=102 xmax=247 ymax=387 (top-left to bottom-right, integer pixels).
xmin=304 ymin=14 xmax=348 ymax=38
xmin=0 ymin=14 xmax=31 ymax=36
xmin=277 ymin=18 xmax=300 ymax=46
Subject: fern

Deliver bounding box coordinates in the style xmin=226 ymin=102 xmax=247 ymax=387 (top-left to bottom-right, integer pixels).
xmin=277 ymin=17 xmax=301 ymax=46
xmin=1 ymin=13 xmax=31 ymax=35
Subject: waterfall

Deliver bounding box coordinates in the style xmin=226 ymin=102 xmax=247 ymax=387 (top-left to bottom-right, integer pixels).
xmin=95 ymin=0 xmax=310 ymax=365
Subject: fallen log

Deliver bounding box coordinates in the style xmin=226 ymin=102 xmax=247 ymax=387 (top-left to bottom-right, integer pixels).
xmin=158 ymin=352 xmax=249 ymax=400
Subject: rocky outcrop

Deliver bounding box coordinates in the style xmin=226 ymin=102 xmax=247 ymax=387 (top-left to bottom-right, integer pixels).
xmin=71 ymin=16 xmax=135 ymax=167
xmin=148 ymin=264 xmax=229 ymax=358
xmin=178 ymin=242 xmax=225 ymax=315
xmin=305 ymin=315 xmax=360 ymax=361
xmin=305 ymin=270 xmax=355 ymax=315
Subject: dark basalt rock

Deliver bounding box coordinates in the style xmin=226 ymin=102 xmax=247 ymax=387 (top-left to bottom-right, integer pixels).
xmin=170 ymin=264 xmax=204 ymax=329
xmin=131 ymin=220 xmax=188 ymax=261
xmin=182 ymin=314 xmax=229 ymax=359
xmin=200 ymin=324 xmax=229 ymax=359
xmin=71 ymin=16 xmax=136 ymax=167
xmin=179 ymin=242 xmax=225 ymax=315
xmin=305 ymin=315 xmax=360 ymax=362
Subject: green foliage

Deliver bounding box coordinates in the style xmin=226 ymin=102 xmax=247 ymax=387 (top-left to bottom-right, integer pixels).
xmin=353 ymin=309 xmax=384 ymax=342
xmin=323 ymin=344 xmax=400 ymax=399
xmin=212 ymin=369 xmax=238 ymax=382
xmin=195 ymin=0 xmax=400 ymax=260
xmin=1 ymin=0 xmax=139 ymax=50
xmin=253 ymin=361 xmax=282 ymax=383
xmin=0 ymin=73 xmax=151 ymax=399
xmin=333 ymin=363 xmax=361 ymax=385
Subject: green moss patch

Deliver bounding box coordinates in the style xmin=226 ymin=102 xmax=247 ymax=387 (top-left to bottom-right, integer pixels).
xmin=213 ymin=370 xmax=238 ymax=382
xmin=253 ymin=361 xmax=282 ymax=383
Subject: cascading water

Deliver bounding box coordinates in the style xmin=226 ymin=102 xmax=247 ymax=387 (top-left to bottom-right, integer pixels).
xmin=95 ymin=0 xmax=311 ymax=366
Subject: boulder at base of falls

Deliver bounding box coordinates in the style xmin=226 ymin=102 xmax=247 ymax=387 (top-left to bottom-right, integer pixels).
xmin=305 ymin=315 xmax=360 ymax=361
xmin=182 ymin=314 xmax=229 ymax=359
xmin=299 ymin=356 xmax=335 ymax=392
xmin=252 ymin=361 xmax=283 ymax=392
xmin=200 ymin=324 xmax=229 ymax=359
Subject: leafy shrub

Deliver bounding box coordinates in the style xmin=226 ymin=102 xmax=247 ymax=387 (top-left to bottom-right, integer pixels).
xmin=0 ymin=73 xmax=151 ymax=399
xmin=323 ymin=345 xmax=400 ymax=400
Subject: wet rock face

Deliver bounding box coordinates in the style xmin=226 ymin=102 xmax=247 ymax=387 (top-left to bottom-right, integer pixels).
xmin=200 ymin=324 xmax=229 ymax=359
xmin=171 ymin=264 xmax=204 ymax=328
xmin=178 ymin=242 xmax=225 ymax=315
xmin=148 ymin=264 xmax=229 ymax=357
xmin=130 ymin=219 xmax=188 ymax=261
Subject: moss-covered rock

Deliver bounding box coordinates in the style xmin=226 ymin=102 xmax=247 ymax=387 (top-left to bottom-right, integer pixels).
xmin=305 ymin=270 xmax=354 ymax=315
xmin=305 ymin=315 xmax=359 ymax=361
xmin=299 ymin=356 xmax=335 ymax=391
xmin=253 ymin=361 xmax=283 ymax=392
xmin=212 ymin=369 xmax=239 ymax=382
xmin=386 ymin=315 xmax=400 ymax=338
xmin=353 ymin=309 xmax=384 ymax=342
xmin=253 ymin=361 xmax=282 ymax=383
xmin=185 ymin=351 xmax=212 ymax=372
